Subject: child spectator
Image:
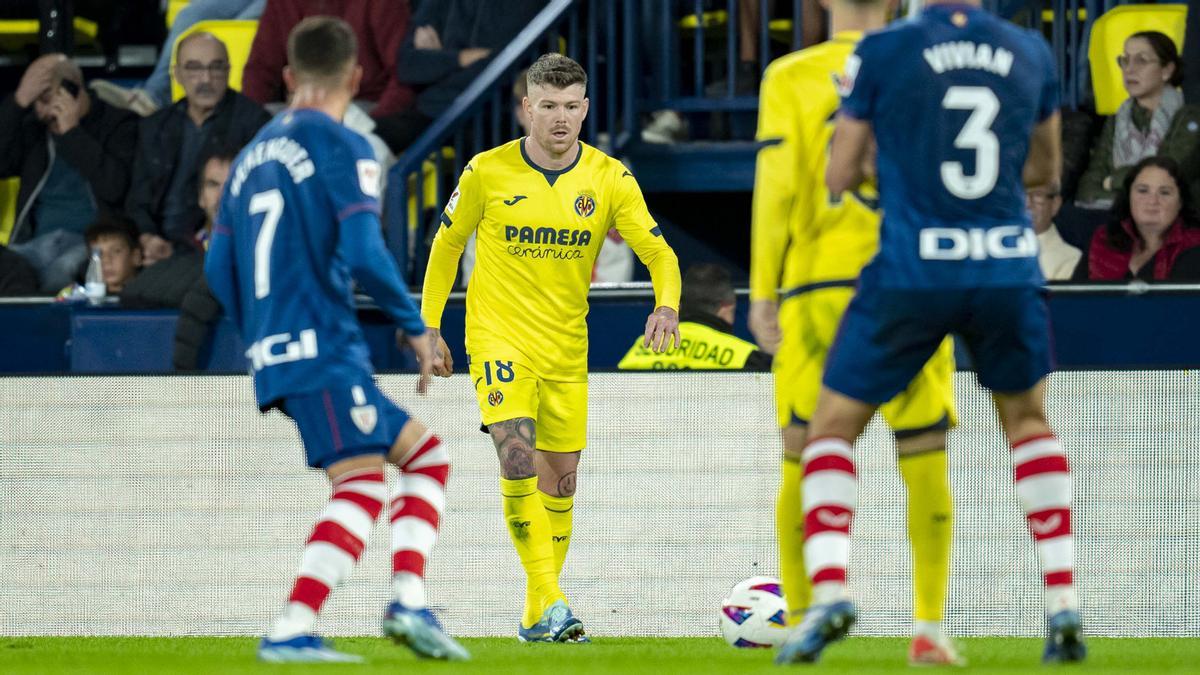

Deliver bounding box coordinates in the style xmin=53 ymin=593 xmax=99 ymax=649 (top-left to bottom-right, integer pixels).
xmin=84 ymin=218 xmax=143 ymax=295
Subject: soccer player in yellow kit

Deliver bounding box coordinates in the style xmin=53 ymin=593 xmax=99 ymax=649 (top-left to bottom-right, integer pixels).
xmin=421 ymin=53 xmax=682 ymax=642
xmin=749 ymin=0 xmax=962 ymax=665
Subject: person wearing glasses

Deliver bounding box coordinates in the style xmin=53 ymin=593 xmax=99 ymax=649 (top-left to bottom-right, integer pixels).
xmin=126 ymin=32 xmax=270 ymax=265
xmin=1026 ymin=183 xmax=1080 ymax=280
xmin=1075 ymin=31 xmax=1199 ymax=209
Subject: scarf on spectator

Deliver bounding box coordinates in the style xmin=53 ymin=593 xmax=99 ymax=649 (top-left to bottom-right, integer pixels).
xmin=1113 ymin=87 xmax=1183 ymax=169
xmin=1087 ymin=216 xmax=1200 ymax=280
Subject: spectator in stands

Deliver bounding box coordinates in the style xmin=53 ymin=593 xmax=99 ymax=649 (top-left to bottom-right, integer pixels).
xmin=123 ymin=146 xmax=235 ymax=310
xmin=1073 ymin=156 xmax=1200 ymax=282
xmin=241 ymin=0 xmax=414 ymax=150
xmin=1076 ymin=31 xmax=1200 ymax=209
xmin=390 ymin=0 xmax=546 ymax=152
xmin=1028 ymin=183 xmax=1081 ymax=281
xmin=618 ymin=263 xmax=770 ymax=371
xmin=172 ymin=148 xmax=235 ymax=370
xmin=0 ymin=54 xmax=137 ymax=294
xmin=126 ymin=32 xmax=269 ymax=266
xmin=92 ymin=0 xmax=266 ymax=116
xmin=84 ymin=218 xmax=143 ymax=295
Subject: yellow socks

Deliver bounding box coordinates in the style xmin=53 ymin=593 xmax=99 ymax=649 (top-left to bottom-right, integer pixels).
xmin=898 ymin=451 xmax=953 ymax=623
xmin=538 ymin=491 xmax=574 ymax=575
xmin=500 ymin=477 xmax=564 ymax=627
xmin=776 ymin=458 xmax=811 ymax=619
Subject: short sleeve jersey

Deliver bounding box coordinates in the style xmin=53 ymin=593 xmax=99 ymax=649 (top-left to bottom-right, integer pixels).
xmin=424 ymin=139 xmax=678 ymax=381
xmin=212 ymin=109 xmax=401 ymax=407
xmin=840 ymin=4 xmax=1059 ymax=289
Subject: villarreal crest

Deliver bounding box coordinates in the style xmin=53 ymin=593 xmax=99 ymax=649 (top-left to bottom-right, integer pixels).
xmin=574 ymin=192 xmax=596 ymax=218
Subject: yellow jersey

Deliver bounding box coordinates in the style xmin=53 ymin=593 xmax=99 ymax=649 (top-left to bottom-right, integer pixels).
xmin=422 ymin=138 xmax=681 ymax=380
xmin=617 ymin=316 xmax=769 ymax=371
xmin=750 ymin=32 xmax=882 ymax=303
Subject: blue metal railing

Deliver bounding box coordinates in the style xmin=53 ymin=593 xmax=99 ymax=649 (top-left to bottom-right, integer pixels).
xmin=386 ymin=0 xmax=643 ymax=284
xmin=385 ymin=0 xmax=1148 ymax=282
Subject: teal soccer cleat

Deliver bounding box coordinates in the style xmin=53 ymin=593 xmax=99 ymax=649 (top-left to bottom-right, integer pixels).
xmin=257 ymin=635 xmax=364 ymax=663
xmin=774 ymin=600 xmax=856 ymax=665
xmin=382 ymin=602 xmax=470 ymax=660
xmin=517 ymin=600 xmax=585 ymax=643
xmin=1042 ymin=609 xmax=1087 ymax=663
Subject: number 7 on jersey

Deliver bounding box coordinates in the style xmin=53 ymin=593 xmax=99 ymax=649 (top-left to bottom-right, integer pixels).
xmin=250 ymin=189 xmax=284 ymax=299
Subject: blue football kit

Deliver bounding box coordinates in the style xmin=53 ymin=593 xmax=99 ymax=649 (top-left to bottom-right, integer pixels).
xmin=205 ymin=108 xmax=424 ymax=468
xmin=823 ymin=3 xmax=1060 ymax=400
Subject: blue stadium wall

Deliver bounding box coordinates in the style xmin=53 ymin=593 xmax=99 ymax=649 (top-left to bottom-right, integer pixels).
xmin=2 ymin=288 xmax=1198 ymax=374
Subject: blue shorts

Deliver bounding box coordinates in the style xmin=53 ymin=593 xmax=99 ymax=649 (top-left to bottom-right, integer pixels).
xmin=280 ymin=377 xmax=411 ymax=469
xmin=824 ymin=285 xmax=1054 ymax=403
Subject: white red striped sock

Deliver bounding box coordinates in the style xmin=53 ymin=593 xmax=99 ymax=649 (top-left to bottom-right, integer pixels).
xmin=390 ymin=432 xmax=450 ymax=609
xmin=269 ymin=469 xmax=385 ymax=641
xmin=801 ymin=436 xmax=858 ymax=604
xmin=1011 ymin=433 xmax=1077 ymax=614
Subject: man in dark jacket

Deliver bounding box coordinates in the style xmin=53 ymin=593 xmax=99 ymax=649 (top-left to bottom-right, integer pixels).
xmin=0 ymin=54 xmax=137 ymax=293
xmin=126 ymin=31 xmax=269 ymax=265
xmin=386 ymin=0 xmax=546 ymax=152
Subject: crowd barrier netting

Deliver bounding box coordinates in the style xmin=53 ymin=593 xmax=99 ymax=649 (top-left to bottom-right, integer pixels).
xmin=1 ymin=371 xmax=1197 ymax=637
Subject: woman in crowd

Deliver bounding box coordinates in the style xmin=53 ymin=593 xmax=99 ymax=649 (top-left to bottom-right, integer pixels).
xmin=1075 ymin=31 xmax=1200 ymax=209
xmin=1074 ymin=156 xmax=1200 ymax=281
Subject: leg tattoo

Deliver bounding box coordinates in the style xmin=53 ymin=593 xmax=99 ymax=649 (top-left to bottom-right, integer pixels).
xmin=490 ymin=418 xmax=537 ymax=480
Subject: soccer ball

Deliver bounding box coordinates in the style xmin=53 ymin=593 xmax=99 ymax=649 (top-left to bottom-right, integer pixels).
xmin=719 ymin=576 xmax=789 ymax=648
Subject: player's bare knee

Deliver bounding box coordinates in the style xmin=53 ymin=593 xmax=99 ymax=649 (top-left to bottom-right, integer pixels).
xmin=490 ymin=417 xmax=537 ymax=480
xmin=325 ymin=453 xmax=385 ymax=483
xmin=388 ymin=418 xmax=430 ymax=466
xmin=993 ymin=382 xmax=1051 ymax=442
xmin=535 ymin=450 xmax=579 ymax=496
xmin=896 ymin=430 xmax=947 ymax=457
xmin=782 ymin=424 xmax=808 ymax=462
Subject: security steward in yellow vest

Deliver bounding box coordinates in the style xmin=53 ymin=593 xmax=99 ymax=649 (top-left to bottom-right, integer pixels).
xmin=618 ymin=264 xmax=771 ymax=371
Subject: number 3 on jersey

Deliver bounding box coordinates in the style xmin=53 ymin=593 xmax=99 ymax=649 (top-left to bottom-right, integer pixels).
xmin=250 ymin=189 xmax=284 ymax=299
xmin=941 ymin=86 xmax=999 ymax=200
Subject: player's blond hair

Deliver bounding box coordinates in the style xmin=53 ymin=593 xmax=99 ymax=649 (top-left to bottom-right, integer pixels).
xmin=526 ymin=53 xmax=587 ymax=92
xmin=286 ymin=16 xmax=357 ymax=84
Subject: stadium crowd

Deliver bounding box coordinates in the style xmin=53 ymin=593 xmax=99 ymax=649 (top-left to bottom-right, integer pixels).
xmin=0 ymin=0 xmax=1198 ymax=301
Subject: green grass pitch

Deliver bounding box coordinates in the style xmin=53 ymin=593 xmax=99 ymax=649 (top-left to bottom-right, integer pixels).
xmin=2 ymin=637 xmax=1198 ymax=674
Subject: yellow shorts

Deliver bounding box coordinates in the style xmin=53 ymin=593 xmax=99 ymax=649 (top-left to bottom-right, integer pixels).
xmin=773 ymin=287 xmax=957 ymax=434
xmin=469 ymin=356 xmax=587 ymax=453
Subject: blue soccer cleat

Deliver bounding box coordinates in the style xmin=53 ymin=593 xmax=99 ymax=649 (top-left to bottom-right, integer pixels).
xmin=382 ymin=602 xmax=470 ymax=661
xmin=774 ymin=600 xmax=856 ymax=665
xmin=517 ymin=600 xmax=585 ymax=643
xmin=1042 ymin=609 xmax=1087 ymax=663
xmin=257 ymin=634 xmax=364 ymax=663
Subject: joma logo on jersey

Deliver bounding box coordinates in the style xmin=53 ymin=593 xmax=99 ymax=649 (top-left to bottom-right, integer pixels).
xmin=918 ymin=226 xmax=1037 ymax=261
xmin=504 ymin=225 xmax=593 ymax=247
xmin=574 ymin=193 xmax=596 ymax=217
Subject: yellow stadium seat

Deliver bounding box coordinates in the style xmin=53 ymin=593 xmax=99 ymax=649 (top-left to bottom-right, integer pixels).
xmin=170 ymin=20 xmax=258 ymax=102
xmin=408 ymin=148 xmax=457 ymax=229
xmin=1089 ymin=4 xmax=1187 ymax=115
xmin=0 ymin=17 xmax=99 ymax=52
xmin=167 ymin=0 xmax=191 ymax=28
xmin=0 ymin=177 xmax=19 ymax=246
xmin=679 ymin=10 xmax=728 ymax=31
